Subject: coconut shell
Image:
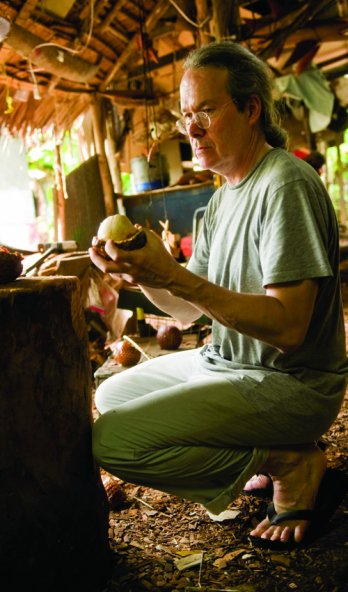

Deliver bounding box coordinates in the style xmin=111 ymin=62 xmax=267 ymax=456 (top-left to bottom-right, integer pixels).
xmin=113 ymin=339 xmax=141 ymax=366
xmin=0 ymin=247 xmax=23 ymax=283
xmin=97 ymin=214 xmax=147 ymax=249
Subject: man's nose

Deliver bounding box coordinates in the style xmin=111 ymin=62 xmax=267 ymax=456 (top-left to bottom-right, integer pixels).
xmin=187 ymin=118 xmax=204 ymax=137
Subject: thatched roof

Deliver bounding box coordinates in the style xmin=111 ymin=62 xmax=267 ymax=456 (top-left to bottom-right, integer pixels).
xmin=0 ymin=0 xmax=347 ymax=136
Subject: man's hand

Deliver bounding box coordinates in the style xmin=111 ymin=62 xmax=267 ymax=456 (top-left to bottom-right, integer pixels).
xmin=89 ymin=228 xmax=180 ymax=289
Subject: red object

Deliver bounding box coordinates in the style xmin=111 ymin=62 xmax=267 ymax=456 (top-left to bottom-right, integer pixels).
xmin=113 ymin=339 xmax=141 ymax=366
xmin=180 ymin=236 xmax=192 ymax=258
xmin=293 ymin=148 xmax=310 ymax=160
xmin=156 ymin=325 xmax=183 ymax=350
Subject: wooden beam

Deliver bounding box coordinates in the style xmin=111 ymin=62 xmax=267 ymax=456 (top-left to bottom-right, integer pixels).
xmin=124 ymin=45 xmax=194 ymax=80
xmin=79 ymin=0 xmax=105 ymax=22
xmin=16 ymin=0 xmax=40 ymax=25
xmin=99 ymin=91 xmax=158 ymax=108
xmin=1 ymin=70 xmax=160 ymax=105
xmin=104 ymin=25 xmax=130 ymax=45
xmin=258 ymin=0 xmax=336 ymax=60
xmin=98 ymin=0 xmax=169 ymax=92
xmin=5 ymin=23 xmax=99 ymax=83
xmin=119 ymin=6 xmax=142 ymax=25
xmin=98 ymin=0 xmax=128 ymax=33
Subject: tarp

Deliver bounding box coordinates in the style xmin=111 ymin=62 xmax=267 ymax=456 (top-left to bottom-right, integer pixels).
xmin=274 ymin=65 xmax=335 ymax=132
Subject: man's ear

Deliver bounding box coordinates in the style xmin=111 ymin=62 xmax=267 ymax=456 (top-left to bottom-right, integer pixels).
xmin=247 ymin=94 xmax=262 ymax=124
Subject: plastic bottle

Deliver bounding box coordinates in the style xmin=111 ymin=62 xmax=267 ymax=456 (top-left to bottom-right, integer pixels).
xmin=136 ymin=307 xmax=148 ymax=337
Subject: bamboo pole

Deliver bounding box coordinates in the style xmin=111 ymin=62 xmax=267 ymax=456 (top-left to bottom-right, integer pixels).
xmin=90 ymin=95 xmax=115 ymax=216
xmin=105 ymin=103 xmax=126 ymax=215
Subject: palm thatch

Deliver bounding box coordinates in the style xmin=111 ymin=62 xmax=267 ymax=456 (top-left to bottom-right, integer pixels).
xmin=0 ymin=0 xmax=347 ymax=136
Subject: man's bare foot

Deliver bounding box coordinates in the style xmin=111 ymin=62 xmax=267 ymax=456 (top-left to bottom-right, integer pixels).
xmin=250 ymin=445 xmax=327 ymax=544
xmin=243 ymin=473 xmax=272 ymax=494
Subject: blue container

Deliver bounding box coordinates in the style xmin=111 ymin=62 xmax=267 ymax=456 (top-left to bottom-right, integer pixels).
xmin=131 ymin=154 xmax=169 ymax=192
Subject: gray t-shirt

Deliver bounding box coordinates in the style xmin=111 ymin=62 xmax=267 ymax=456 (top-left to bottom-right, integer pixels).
xmin=188 ymin=148 xmax=347 ymax=395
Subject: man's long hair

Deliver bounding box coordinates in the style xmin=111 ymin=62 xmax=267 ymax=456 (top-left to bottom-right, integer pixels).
xmin=183 ymin=42 xmax=288 ymax=150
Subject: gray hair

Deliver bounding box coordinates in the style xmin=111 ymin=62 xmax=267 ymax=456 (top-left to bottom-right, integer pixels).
xmin=183 ymin=42 xmax=288 ymax=149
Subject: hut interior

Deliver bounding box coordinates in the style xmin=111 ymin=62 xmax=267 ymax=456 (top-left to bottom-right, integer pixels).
xmin=1 ymin=3 xmax=348 ymax=590
xmin=0 ymin=0 xmax=347 ymax=240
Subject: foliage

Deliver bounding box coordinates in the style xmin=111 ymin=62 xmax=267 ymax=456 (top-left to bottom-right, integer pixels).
xmin=26 ymin=128 xmax=82 ymax=178
xmin=326 ymin=129 xmax=348 ymax=222
xmin=24 ymin=127 xmax=83 ymax=242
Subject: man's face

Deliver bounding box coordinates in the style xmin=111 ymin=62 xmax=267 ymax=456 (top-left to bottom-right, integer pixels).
xmin=179 ymin=67 xmax=251 ymax=179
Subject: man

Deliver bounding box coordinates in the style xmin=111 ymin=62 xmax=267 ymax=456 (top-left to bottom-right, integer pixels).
xmin=304 ymin=150 xmax=326 ymax=175
xmin=89 ymin=42 xmax=348 ymax=550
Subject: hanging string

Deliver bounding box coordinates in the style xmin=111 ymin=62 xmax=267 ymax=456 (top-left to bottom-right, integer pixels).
xmin=137 ymin=0 xmax=169 ymax=221
xmin=168 ymin=0 xmax=211 ymax=30
xmin=137 ymin=0 xmax=151 ymax=157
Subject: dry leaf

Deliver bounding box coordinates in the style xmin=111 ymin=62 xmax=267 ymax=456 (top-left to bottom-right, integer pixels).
xmin=207 ymin=509 xmax=241 ymax=522
xmin=175 ymin=551 xmax=204 ymax=571
xmin=270 ymin=554 xmax=291 ymax=566
xmin=129 ymin=540 xmax=145 ymax=549
xmin=213 ymin=548 xmax=247 ymax=568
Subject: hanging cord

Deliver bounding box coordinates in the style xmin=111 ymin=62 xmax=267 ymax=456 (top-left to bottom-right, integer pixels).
xmin=168 ymin=0 xmax=210 ymax=29
xmin=137 ymin=0 xmax=170 ymax=220
xmin=136 ymin=0 xmax=152 ymax=211
xmin=28 ymin=0 xmax=95 ymax=99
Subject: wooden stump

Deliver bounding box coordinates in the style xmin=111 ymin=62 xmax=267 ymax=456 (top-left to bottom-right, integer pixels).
xmin=0 ymin=277 xmax=111 ymax=591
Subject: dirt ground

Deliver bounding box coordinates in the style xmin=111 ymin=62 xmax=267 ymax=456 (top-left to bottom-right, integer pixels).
xmin=94 ymin=294 xmax=348 ymax=592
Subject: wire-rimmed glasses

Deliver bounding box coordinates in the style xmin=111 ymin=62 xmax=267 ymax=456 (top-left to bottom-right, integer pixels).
xmin=176 ymin=101 xmax=235 ymax=135
xmin=176 ymin=111 xmax=211 ymax=135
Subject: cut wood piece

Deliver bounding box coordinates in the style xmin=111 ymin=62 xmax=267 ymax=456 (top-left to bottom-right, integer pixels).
xmin=0 ymin=277 xmax=111 ymax=591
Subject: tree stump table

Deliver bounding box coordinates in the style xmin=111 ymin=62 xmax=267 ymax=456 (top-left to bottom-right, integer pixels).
xmin=0 ymin=277 xmax=111 ymax=591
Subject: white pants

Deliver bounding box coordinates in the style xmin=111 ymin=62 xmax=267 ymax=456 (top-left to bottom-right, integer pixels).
xmin=92 ymin=347 xmax=338 ymax=513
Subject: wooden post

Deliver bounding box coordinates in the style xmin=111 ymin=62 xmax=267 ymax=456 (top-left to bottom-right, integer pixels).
xmin=54 ymin=135 xmax=67 ymax=240
xmin=212 ymin=0 xmax=239 ymax=40
xmin=336 ymin=142 xmax=347 ymax=228
xmin=90 ymin=96 xmax=116 ymax=216
xmin=0 ymin=277 xmax=111 ymax=591
xmin=105 ymin=101 xmax=124 ymax=209
xmin=52 ymin=185 xmax=59 ymax=241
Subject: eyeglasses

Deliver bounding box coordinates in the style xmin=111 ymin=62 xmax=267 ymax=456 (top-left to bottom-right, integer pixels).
xmin=176 ymin=101 xmax=234 ymax=135
xmin=176 ymin=112 xmax=210 ymax=135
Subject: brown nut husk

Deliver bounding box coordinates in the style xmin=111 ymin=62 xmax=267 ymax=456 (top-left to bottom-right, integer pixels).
xmin=114 ymin=228 xmax=147 ymax=250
